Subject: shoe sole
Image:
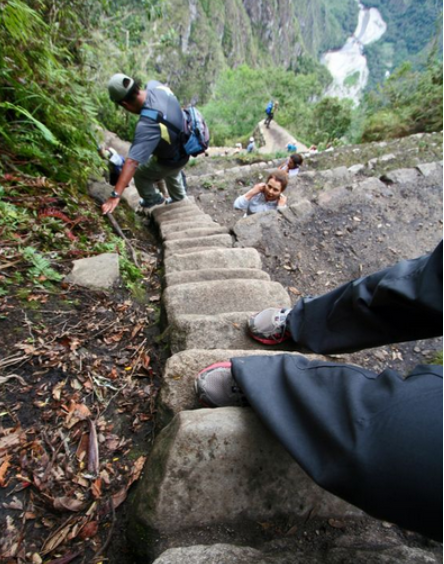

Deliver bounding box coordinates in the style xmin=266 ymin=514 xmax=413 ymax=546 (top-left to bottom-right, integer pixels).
xmin=249 ymin=331 xmax=291 ymax=346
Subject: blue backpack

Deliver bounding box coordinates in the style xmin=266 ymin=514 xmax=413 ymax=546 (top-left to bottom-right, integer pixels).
xmin=265 ymin=101 xmax=274 ymax=115
xmin=140 ymin=106 xmax=210 ymax=158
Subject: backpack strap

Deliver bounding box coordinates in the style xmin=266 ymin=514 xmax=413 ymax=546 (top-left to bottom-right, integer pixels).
xmin=140 ymin=108 xmax=182 ymax=136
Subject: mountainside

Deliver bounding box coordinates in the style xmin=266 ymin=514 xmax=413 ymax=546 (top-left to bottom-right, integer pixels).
xmin=97 ymin=0 xmax=358 ymax=104
xmin=361 ymin=0 xmax=442 ymax=88
xmin=95 ymin=0 xmax=440 ymax=105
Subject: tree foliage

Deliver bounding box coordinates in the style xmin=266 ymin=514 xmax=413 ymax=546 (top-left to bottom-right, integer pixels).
xmin=311 ymin=97 xmax=353 ymax=144
xmin=0 ymin=0 xmax=101 ymax=184
xmin=202 ymin=63 xmax=332 ymax=147
xmin=361 ymin=58 xmax=443 ymax=142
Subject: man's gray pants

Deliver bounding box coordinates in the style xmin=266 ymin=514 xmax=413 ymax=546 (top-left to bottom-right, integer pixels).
xmin=134 ymin=157 xmax=186 ymax=204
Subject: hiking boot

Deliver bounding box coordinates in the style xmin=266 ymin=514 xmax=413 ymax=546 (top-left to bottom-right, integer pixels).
xmin=139 ymin=195 xmax=165 ymax=208
xmin=248 ymin=308 xmax=291 ymax=345
xmin=195 ymin=361 xmax=248 ymax=408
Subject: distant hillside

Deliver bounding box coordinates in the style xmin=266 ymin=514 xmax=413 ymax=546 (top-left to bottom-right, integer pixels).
xmin=361 ymin=0 xmax=442 ymax=88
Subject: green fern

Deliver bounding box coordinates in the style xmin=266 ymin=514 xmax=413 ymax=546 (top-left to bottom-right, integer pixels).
xmin=22 ymin=247 xmax=63 ymax=283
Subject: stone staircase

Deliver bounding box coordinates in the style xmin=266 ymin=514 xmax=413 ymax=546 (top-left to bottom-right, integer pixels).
xmin=128 ymin=198 xmax=365 ymax=562
xmin=93 ymin=131 xmax=442 ymax=563
xmin=126 ymin=195 xmax=441 ymax=563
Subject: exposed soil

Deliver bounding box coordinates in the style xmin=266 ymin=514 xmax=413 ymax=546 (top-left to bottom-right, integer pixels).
xmin=0 ymin=200 xmax=168 ymax=563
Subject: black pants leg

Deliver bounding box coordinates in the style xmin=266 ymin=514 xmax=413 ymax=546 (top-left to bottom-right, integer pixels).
xmin=232 ymin=354 xmax=443 ymax=541
xmin=231 ymin=241 xmax=443 ymax=540
xmin=287 ymin=241 xmax=443 ymax=354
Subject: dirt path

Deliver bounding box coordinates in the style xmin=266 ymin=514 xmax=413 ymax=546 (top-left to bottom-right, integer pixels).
xmin=258 ymin=119 xmax=309 ymax=153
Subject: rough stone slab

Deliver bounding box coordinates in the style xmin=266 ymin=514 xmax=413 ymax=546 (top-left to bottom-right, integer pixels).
xmin=153 ymin=545 xmax=263 ymax=564
xmin=163 ymin=234 xmax=233 ymax=253
xmin=163 ymin=279 xmax=290 ymax=317
xmin=164 ymin=248 xmax=262 ymax=273
xmin=158 ymin=212 xmax=215 ymax=226
xmin=348 ymin=164 xmax=365 ymax=175
xmin=380 ymin=168 xmax=420 ymax=184
xmin=131 ymin=409 xmax=361 ymax=536
xmin=168 ymin=312 xmax=297 ymax=354
xmin=165 ymin=268 xmax=270 ymax=287
xmin=64 ymin=253 xmax=119 ymax=289
xmin=154 ymin=204 xmax=203 ymax=224
xmin=152 ymin=543 xmax=442 ymax=564
xmin=160 ymin=219 xmax=218 ymax=238
xmin=318 ymin=167 xmax=352 ymax=188
xmin=288 ymin=199 xmax=315 ymax=219
xmin=164 ymin=245 xmax=233 ymax=259
xmin=158 ymin=349 xmax=321 ymax=424
xmin=416 ymin=162 xmax=443 ymax=184
xmin=316 ymin=187 xmax=352 ymax=207
xmin=164 ymin=225 xmax=230 ymax=241
xmin=233 ymin=213 xmax=281 ymax=248
xmin=151 ymin=198 xmax=196 ymax=220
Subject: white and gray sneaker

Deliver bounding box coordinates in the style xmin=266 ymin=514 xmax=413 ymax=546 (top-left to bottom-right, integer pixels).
xmin=248 ymin=308 xmax=291 ymax=345
xmin=195 ymin=362 xmax=248 ymax=408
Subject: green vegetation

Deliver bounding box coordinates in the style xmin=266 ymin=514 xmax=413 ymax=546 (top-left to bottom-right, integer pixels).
xmin=344 ymin=71 xmax=361 ymax=88
xmin=361 ymin=58 xmax=443 ymax=142
xmin=293 ymin=0 xmax=359 ymax=54
xmin=202 ymin=63 xmax=332 ymax=147
xmin=362 ymin=0 xmax=442 ymax=89
xmin=0 ymin=0 xmax=154 ymax=298
xmin=0 ymin=0 xmax=101 ymax=184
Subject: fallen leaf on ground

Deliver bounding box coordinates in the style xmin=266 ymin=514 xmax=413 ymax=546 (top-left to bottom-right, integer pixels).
xmin=64 ymin=402 xmax=91 ymax=428
xmin=0 ymin=374 xmax=27 ymax=386
xmin=0 ymin=429 xmax=26 ymax=452
xmin=78 ymin=520 xmax=99 ymax=540
xmin=0 ymin=455 xmax=11 ymax=486
xmin=53 ymin=496 xmax=86 ymax=512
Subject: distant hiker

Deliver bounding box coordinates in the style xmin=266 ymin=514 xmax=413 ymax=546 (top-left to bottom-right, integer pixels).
xmin=246 ymin=137 xmax=255 ymax=153
xmin=102 ymin=73 xmax=189 ymax=214
xmin=308 ymin=145 xmax=318 ymax=156
xmin=286 ymin=140 xmax=297 ymax=152
xmin=234 ymin=142 xmax=242 ymax=154
xmin=98 ymin=146 xmax=125 ymax=186
xmin=279 ymin=153 xmax=304 ymax=178
xmin=265 ymin=100 xmax=279 ymax=129
xmin=233 ymin=169 xmax=288 ymax=216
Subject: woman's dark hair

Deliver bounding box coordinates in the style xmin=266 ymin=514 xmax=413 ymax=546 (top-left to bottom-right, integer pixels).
xmin=289 ymin=153 xmax=304 ymax=167
xmin=267 ymin=169 xmax=289 ymax=191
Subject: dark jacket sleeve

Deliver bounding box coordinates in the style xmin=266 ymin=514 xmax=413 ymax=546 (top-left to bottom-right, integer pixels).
xmin=287 ymin=241 xmax=443 ymax=354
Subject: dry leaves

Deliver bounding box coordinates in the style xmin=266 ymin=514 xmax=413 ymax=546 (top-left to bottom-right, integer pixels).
xmin=0 ymin=290 xmax=158 ymax=562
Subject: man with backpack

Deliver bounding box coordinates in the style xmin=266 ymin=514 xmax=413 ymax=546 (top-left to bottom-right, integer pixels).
xmin=102 ymin=73 xmax=189 ymax=214
xmin=265 ymin=99 xmax=279 ymax=129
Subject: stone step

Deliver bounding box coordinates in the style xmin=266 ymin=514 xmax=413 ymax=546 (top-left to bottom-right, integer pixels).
xmin=158 ymin=349 xmax=319 ymax=425
xmin=159 ymin=219 xmax=220 ymax=239
xmin=163 ymin=234 xmax=233 ymax=254
xmin=164 ymin=248 xmax=262 ymax=273
xmin=168 ymin=311 xmax=296 ymax=354
xmin=151 ymin=540 xmax=442 ymax=564
xmin=165 ymin=268 xmax=270 ymax=287
xmin=163 ymin=279 xmax=289 ymax=317
xmin=163 ymin=225 xmax=230 ymax=241
xmin=153 ymin=204 xmax=203 ymax=224
xmin=156 ymin=210 xmax=214 ymax=226
xmin=130 ymin=408 xmax=361 ymax=559
xmin=150 ymin=197 xmax=196 ymax=220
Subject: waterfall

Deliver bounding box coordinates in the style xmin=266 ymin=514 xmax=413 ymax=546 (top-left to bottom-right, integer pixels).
xmin=321 ymin=1 xmax=387 ymax=105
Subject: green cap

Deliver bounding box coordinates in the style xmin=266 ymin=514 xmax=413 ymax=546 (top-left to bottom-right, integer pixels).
xmin=107 ymin=73 xmax=134 ymax=102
